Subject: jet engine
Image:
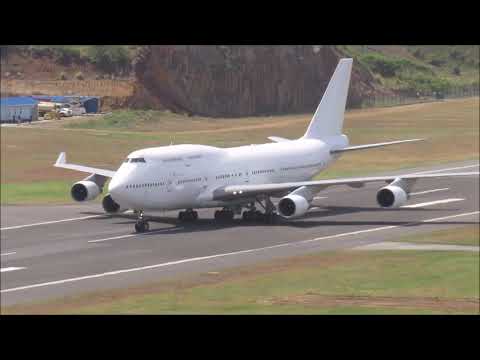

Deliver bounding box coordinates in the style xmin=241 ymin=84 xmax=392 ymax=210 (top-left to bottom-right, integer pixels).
xmin=102 ymin=194 xmax=126 ymax=214
xmin=71 ymin=180 xmax=101 ymax=202
xmin=376 ymin=185 xmax=408 ymax=208
xmin=278 ymin=194 xmax=311 ymax=218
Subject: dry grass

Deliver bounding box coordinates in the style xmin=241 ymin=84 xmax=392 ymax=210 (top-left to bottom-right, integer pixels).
xmin=1 ymin=98 xmax=478 ymax=202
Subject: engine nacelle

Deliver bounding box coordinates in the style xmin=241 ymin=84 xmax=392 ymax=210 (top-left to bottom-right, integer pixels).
xmin=102 ymin=194 xmax=126 ymax=214
xmin=71 ymin=180 xmax=101 ymax=202
xmin=278 ymin=194 xmax=310 ymax=218
xmin=376 ymin=185 xmax=408 ymax=208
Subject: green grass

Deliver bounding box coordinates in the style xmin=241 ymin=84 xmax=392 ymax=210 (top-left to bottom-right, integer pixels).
xmin=341 ymin=45 xmax=479 ymax=91
xmin=0 ymin=181 xmax=92 ymax=205
xmin=393 ymin=225 xmax=480 ymax=246
xmin=5 ymin=247 xmax=478 ymax=314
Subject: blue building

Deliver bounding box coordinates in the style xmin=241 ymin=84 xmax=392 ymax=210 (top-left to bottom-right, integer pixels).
xmin=0 ymin=97 xmax=39 ymax=123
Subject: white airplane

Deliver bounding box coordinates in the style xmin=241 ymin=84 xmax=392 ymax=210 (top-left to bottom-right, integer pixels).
xmin=54 ymin=58 xmax=479 ymax=233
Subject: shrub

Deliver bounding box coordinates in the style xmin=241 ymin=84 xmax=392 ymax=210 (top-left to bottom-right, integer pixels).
xmin=87 ymin=46 xmax=130 ymax=74
xmin=59 ymin=71 xmax=67 ymax=80
xmin=54 ymin=47 xmax=82 ymax=65
xmin=75 ymin=71 xmax=84 ymax=80
xmin=452 ymin=66 xmax=461 ymax=76
xmin=399 ymin=73 xmax=452 ymax=94
xmin=449 ymin=49 xmax=465 ymax=61
xmin=413 ymin=48 xmax=424 ymax=59
xmin=359 ymin=53 xmax=430 ymax=78
xmin=429 ymin=59 xmax=446 ymax=67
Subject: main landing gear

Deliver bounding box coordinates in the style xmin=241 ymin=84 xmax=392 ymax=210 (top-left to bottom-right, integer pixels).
xmin=214 ymin=208 xmax=234 ymax=222
xmin=135 ymin=211 xmax=150 ymax=233
xmin=178 ymin=209 xmax=198 ymax=222
xmin=242 ymin=197 xmax=278 ymax=224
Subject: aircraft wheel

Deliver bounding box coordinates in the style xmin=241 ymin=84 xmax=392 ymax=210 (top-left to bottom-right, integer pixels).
xmin=135 ymin=220 xmax=149 ymax=233
xmin=265 ymin=212 xmax=278 ymax=224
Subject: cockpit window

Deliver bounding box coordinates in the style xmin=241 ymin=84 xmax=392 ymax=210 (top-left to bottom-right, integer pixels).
xmin=130 ymin=157 xmax=146 ymax=163
xmin=124 ymin=158 xmax=130 ymax=163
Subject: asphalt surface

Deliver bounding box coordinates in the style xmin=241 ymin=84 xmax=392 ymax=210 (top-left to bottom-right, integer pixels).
xmin=1 ymin=161 xmax=479 ymax=308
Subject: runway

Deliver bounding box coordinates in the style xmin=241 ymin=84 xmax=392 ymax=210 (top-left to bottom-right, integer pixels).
xmin=1 ymin=161 xmax=479 ymax=307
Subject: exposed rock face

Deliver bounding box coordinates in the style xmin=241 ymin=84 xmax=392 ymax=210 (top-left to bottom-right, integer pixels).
xmin=133 ymin=45 xmax=377 ymax=117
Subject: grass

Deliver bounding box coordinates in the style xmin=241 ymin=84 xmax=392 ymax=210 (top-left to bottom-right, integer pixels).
xmin=4 ymin=231 xmax=478 ymax=314
xmin=1 ymin=98 xmax=478 ymax=204
xmin=0 ymin=181 xmax=74 ymax=204
xmin=392 ymin=225 xmax=479 ymax=246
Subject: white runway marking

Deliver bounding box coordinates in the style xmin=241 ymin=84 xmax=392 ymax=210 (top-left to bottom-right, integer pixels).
xmin=313 ymin=196 xmax=328 ymax=200
xmin=401 ymin=198 xmax=464 ymax=208
xmin=1 ymin=215 xmax=103 ymax=231
xmin=410 ymin=188 xmax=449 ymax=196
xmin=1 ymin=267 xmax=26 ymax=273
xmin=354 ymin=241 xmax=479 ymax=252
xmin=2 ymin=211 xmax=478 ymax=294
xmin=1 ymin=252 xmax=17 ymax=257
xmin=410 ymin=164 xmax=479 ymax=175
xmin=88 ymin=227 xmax=185 ymax=243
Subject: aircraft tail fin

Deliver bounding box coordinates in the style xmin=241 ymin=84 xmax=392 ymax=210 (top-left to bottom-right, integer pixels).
xmin=302 ymin=58 xmax=353 ymax=140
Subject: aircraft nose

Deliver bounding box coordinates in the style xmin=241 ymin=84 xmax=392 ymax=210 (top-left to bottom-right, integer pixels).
xmin=108 ymin=176 xmax=126 ymax=201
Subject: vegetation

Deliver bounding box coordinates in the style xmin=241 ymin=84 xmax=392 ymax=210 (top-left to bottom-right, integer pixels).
xmin=4 ymin=227 xmax=479 ymax=313
xmin=5 ymin=45 xmax=140 ymax=75
xmin=87 ymin=46 xmax=131 ymax=74
xmin=340 ymin=45 xmax=479 ymax=94
xmin=1 ymin=98 xmax=478 ymax=205
xmin=393 ymin=226 xmax=479 ymax=247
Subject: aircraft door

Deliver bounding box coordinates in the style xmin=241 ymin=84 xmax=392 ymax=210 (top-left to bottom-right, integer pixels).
xmin=243 ymin=168 xmax=250 ymax=184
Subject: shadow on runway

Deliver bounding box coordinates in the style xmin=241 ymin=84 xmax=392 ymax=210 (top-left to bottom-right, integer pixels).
xmin=79 ymin=205 xmax=478 ymax=235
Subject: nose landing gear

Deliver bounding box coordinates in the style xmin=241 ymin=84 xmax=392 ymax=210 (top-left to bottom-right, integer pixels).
xmin=134 ymin=211 xmax=150 ymax=233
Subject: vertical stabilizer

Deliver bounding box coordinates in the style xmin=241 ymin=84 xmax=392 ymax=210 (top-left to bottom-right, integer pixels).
xmin=302 ymin=58 xmax=353 ymax=139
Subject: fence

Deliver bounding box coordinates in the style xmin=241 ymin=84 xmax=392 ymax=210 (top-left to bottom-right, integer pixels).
xmin=357 ymin=84 xmax=479 ymax=109
xmin=1 ymin=79 xmax=135 ymax=98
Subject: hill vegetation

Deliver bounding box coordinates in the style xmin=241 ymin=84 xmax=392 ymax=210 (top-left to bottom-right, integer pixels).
xmin=340 ymin=45 xmax=479 ymax=94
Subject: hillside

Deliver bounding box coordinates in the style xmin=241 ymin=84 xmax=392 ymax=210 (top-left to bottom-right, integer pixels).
xmin=1 ymin=45 xmax=478 ymax=116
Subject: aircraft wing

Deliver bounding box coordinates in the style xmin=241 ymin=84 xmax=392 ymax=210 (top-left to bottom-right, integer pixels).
xmin=212 ymin=172 xmax=479 ymax=201
xmin=54 ymin=152 xmax=116 ymax=178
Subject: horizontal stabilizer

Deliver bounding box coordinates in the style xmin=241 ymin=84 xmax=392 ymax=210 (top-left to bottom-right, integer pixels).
xmin=54 ymin=152 xmax=116 ymax=178
xmin=330 ymin=138 xmax=424 ymax=154
xmin=268 ymin=136 xmax=291 ymax=143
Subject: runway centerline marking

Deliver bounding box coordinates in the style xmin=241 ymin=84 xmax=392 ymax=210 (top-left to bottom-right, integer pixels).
xmin=1 ymin=252 xmax=17 ymax=257
xmin=1 ymin=267 xmax=26 ymax=273
xmin=2 ymin=211 xmax=478 ymax=295
xmin=401 ymin=198 xmax=464 ymax=208
xmin=1 ymin=215 xmax=104 ymax=231
xmin=410 ymin=188 xmax=449 ymax=196
xmin=88 ymin=227 xmax=185 ymax=243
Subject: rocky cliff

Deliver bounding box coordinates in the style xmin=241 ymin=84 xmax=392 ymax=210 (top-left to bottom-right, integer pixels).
xmin=132 ymin=45 xmax=379 ymax=117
